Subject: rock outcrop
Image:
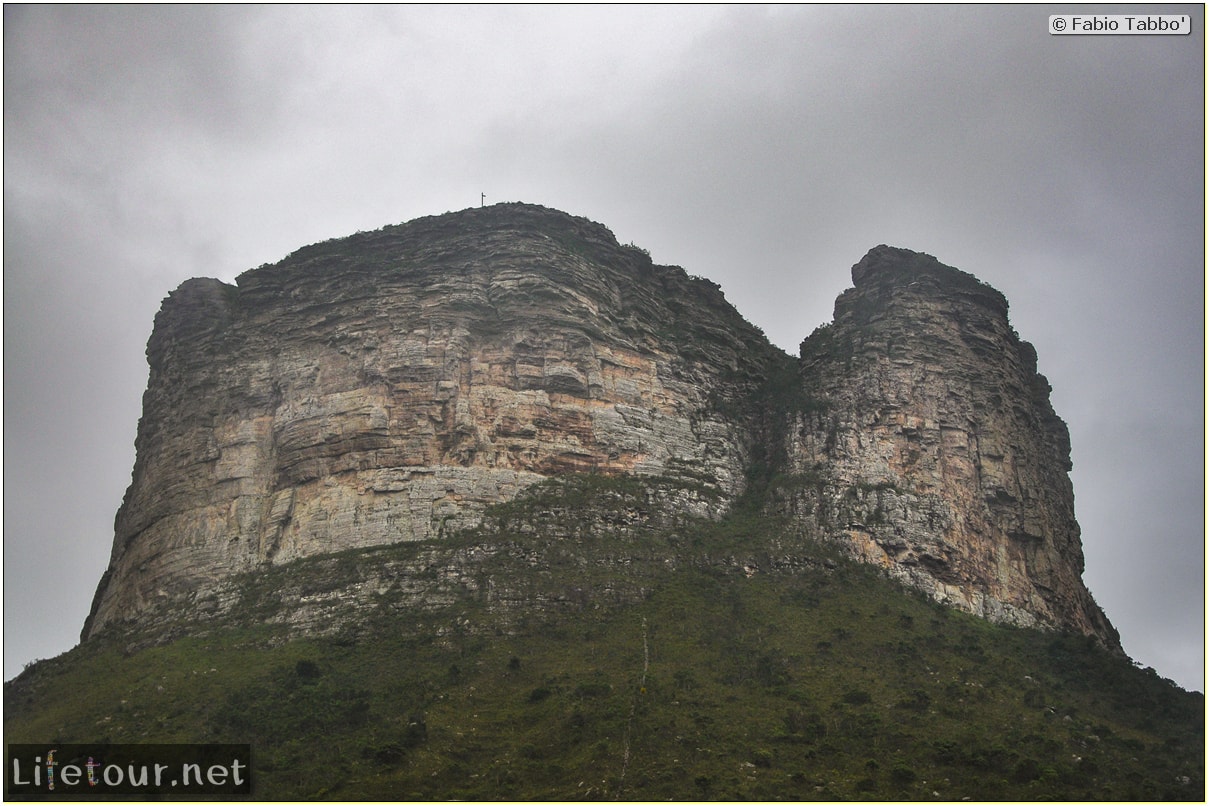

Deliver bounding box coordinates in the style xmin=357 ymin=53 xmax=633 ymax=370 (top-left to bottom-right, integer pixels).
xmin=82 ymin=206 xmax=1117 ymax=651
xmin=82 ymin=204 xmax=776 ymax=638
xmin=786 ymin=246 xmax=1117 ymax=645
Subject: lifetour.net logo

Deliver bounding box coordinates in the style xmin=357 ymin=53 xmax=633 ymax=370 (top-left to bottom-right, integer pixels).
xmin=6 ymin=744 xmax=251 ymax=797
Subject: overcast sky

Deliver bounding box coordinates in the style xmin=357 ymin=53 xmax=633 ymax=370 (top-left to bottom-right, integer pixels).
xmin=4 ymin=5 xmax=1204 ymax=691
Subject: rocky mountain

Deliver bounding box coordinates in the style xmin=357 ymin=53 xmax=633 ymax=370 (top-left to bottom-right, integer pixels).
xmin=785 ymin=245 xmax=1118 ymax=644
xmin=82 ymin=203 xmax=1117 ymax=651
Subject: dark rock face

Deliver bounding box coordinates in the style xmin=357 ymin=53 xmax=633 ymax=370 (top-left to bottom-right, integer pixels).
xmin=82 ymin=210 xmax=1118 ymax=650
xmin=787 ymin=246 xmax=1118 ymax=647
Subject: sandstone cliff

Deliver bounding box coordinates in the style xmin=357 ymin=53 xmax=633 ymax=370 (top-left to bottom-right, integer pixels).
xmin=83 ymin=204 xmax=777 ymax=638
xmin=785 ymin=246 xmax=1118 ymax=645
xmin=82 ymin=206 xmax=1117 ymax=651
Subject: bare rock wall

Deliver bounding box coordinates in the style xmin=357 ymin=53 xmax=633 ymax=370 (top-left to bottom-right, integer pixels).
xmin=83 ymin=205 xmax=772 ymax=637
xmin=82 ymin=210 xmax=1118 ymax=651
xmin=786 ymin=246 xmax=1118 ymax=647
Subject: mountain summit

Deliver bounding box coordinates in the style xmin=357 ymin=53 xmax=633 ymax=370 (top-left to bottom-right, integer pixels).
xmin=83 ymin=203 xmax=1116 ymax=650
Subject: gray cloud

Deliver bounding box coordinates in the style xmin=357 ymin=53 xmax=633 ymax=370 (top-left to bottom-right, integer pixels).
xmin=5 ymin=5 xmax=1203 ymax=691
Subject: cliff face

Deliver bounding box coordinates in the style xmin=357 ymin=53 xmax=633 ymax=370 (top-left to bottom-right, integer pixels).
xmin=786 ymin=246 xmax=1117 ymax=644
xmin=82 ymin=207 xmax=1116 ymax=650
xmin=83 ymin=204 xmax=776 ymax=638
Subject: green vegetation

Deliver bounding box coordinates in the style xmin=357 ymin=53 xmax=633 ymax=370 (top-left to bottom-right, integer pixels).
xmin=6 ymin=476 xmax=1203 ymax=800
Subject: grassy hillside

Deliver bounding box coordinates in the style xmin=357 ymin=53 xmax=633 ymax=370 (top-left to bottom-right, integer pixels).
xmin=6 ymin=476 xmax=1202 ymax=800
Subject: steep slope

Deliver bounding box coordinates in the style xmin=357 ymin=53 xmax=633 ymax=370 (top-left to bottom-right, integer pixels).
xmin=785 ymin=245 xmax=1118 ymax=646
xmin=83 ymin=204 xmax=780 ymax=638
xmin=8 ymin=478 xmax=1202 ymax=800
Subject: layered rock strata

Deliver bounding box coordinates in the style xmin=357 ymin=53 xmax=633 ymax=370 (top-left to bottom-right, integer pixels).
xmin=82 ymin=206 xmax=1118 ymax=651
xmin=83 ymin=204 xmax=776 ymax=638
xmin=786 ymin=246 xmax=1118 ymax=646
